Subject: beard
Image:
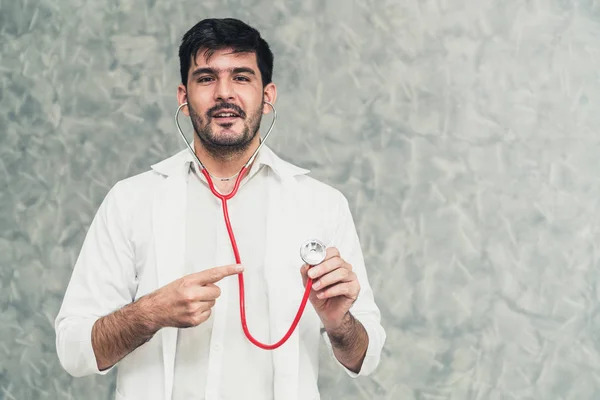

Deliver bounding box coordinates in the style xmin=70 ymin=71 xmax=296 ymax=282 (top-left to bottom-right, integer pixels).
xmin=189 ymin=99 xmax=263 ymax=160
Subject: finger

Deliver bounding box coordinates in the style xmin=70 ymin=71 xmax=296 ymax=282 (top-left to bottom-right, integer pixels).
xmin=191 ymin=308 xmax=212 ymax=326
xmin=196 ymin=299 xmax=216 ymax=312
xmin=179 ymin=282 xmax=221 ymax=305
xmin=300 ymin=264 xmax=312 ymax=277
xmin=312 ymin=269 xmax=355 ymax=291
xmin=315 ymin=281 xmax=360 ymax=300
xmin=186 ymin=299 xmax=216 ymax=316
xmin=193 ymin=264 xmax=244 ymax=285
xmin=189 ymin=284 xmax=222 ymax=301
xmin=200 ymin=283 xmax=221 ymax=300
xmin=307 ymin=256 xmax=347 ymax=280
xmin=324 ymin=247 xmax=340 ymax=261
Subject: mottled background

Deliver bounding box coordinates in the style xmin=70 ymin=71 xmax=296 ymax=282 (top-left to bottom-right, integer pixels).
xmin=2 ymin=0 xmax=600 ymax=399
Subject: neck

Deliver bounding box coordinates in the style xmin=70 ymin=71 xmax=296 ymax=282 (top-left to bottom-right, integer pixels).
xmin=192 ymin=133 xmax=261 ymax=181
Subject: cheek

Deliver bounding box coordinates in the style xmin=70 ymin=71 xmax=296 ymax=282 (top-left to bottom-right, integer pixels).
xmin=238 ymin=87 xmax=263 ymax=107
xmin=189 ymin=102 xmax=209 ymax=119
xmin=188 ymin=89 xmax=213 ymax=111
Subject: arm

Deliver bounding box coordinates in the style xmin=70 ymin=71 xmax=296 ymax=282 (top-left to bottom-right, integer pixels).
xmin=301 ymin=192 xmax=386 ymax=377
xmin=90 ymin=264 xmax=241 ymax=371
xmin=300 ymin=248 xmax=377 ymax=376
xmin=55 ymin=181 xmax=240 ymax=376
xmin=55 ymin=182 xmax=137 ymax=377
xmin=91 ymin=296 xmax=158 ymax=371
xmin=327 ymin=193 xmax=386 ymax=377
xmin=324 ymin=312 xmax=369 ymax=373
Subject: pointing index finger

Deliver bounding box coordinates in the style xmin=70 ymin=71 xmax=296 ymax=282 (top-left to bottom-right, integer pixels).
xmin=193 ymin=264 xmax=244 ymax=285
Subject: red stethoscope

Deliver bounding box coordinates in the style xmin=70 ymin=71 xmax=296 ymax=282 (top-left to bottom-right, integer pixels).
xmin=175 ymin=101 xmax=327 ymax=350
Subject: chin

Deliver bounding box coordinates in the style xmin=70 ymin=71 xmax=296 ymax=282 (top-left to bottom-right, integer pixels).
xmin=213 ymin=131 xmax=245 ymax=144
xmin=215 ymin=127 xmax=243 ymax=137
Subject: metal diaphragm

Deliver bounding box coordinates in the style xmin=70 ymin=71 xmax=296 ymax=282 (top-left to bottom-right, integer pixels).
xmin=299 ymin=239 xmax=327 ymax=266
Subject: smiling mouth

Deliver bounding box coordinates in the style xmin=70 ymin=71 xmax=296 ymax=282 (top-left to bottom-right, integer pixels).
xmin=212 ymin=112 xmax=241 ymax=126
xmin=213 ymin=111 xmax=241 ymax=119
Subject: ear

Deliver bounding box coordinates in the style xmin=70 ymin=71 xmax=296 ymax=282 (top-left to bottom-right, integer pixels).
xmin=262 ymin=82 xmax=277 ymax=114
xmin=177 ymin=84 xmax=189 ymax=117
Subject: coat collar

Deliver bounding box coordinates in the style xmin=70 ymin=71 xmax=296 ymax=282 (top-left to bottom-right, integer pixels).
xmin=150 ymin=145 xmax=309 ymax=181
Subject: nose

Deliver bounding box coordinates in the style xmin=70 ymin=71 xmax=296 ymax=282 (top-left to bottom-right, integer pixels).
xmin=214 ymin=78 xmax=235 ymax=102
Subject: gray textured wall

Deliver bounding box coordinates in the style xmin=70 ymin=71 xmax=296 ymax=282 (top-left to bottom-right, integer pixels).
xmin=2 ymin=0 xmax=600 ymax=399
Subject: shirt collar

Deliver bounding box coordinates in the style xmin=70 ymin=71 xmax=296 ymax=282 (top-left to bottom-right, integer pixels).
xmin=151 ymin=145 xmax=310 ymax=180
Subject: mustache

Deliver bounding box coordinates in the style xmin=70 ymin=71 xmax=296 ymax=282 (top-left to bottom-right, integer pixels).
xmin=206 ymin=102 xmax=247 ymax=119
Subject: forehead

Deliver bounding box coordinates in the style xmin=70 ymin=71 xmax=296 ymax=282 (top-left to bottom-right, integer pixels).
xmin=192 ymin=48 xmax=258 ymax=70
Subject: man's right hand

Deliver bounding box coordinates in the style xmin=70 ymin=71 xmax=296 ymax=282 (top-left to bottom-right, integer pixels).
xmin=91 ymin=263 xmax=242 ymax=371
xmin=144 ymin=264 xmax=244 ymax=329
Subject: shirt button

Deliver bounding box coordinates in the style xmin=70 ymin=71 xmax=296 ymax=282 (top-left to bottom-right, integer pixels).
xmin=213 ymin=343 xmax=222 ymax=351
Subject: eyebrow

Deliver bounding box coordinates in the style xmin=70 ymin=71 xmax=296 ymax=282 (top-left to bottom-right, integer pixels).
xmin=191 ymin=67 xmax=257 ymax=77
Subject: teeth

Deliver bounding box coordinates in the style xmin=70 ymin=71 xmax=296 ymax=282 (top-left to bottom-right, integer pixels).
xmin=215 ymin=112 xmax=237 ymax=117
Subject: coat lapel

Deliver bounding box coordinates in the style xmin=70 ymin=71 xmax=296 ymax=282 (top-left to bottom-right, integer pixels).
xmin=152 ymin=169 xmax=188 ymax=400
xmin=264 ymin=173 xmax=307 ymax=400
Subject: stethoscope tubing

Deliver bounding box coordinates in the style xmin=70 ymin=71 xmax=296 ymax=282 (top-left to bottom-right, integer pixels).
xmin=175 ymin=101 xmax=315 ymax=350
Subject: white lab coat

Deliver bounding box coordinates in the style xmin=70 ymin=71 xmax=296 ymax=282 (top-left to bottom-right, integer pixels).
xmin=55 ymin=147 xmax=385 ymax=400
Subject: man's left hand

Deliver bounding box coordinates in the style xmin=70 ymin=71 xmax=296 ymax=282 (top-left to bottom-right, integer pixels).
xmin=300 ymin=247 xmax=360 ymax=331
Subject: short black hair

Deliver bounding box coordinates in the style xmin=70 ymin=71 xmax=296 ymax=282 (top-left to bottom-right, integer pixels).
xmin=178 ymin=18 xmax=274 ymax=87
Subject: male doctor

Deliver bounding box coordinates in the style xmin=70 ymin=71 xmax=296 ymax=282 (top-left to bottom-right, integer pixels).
xmin=55 ymin=18 xmax=385 ymax=400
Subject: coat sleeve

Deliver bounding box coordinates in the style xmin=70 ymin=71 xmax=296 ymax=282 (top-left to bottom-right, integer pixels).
xmin=55 ymin=181 xmax=138 ymax=377
xmin=321 ymin=191 xmax=387 ymax=377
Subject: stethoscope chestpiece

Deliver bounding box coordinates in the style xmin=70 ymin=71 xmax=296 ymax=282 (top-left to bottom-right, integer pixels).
xmin=299 ymin=239 xmax=327 ymax=266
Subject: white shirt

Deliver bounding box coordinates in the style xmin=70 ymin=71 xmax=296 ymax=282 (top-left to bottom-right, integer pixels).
xmin=173 ymin=156 xmax=274 ymax=399
xmin=55 ymin=146 xmax=386 ymax=400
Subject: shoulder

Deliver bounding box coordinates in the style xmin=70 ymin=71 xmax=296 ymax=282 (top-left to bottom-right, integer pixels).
xmin=110 ymin=165 xmax=163 ymax=194
xmin=295 ymin=174 xmax=347 ymax=203
xmin=268 ymin=147 xmax=349 ymax=210
xmin=288 ymin=173 xmax=350 ymax=220
xmin=93 ymin=170 xmax=163 ymax=224
xmin=113 ymin=169 xmax=164 ymax=196
xmin=103 ymin=149 xmax=188 ymax=209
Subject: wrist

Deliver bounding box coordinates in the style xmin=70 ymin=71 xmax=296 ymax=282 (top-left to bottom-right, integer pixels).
xmin=135 ymin=293 xmax=164 ymax=333
xmin=324 ymin=312 xmax=353 ymax=337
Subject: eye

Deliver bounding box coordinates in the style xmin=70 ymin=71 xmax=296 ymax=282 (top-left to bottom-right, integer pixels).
xmin=197 ymin=76 xmax=214 ymax=83
xmin=234 ymin=75 xmax=250 ymax=82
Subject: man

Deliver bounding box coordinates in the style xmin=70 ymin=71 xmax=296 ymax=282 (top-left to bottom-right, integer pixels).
xmin=55 ymin=18 xmax=385 ymax=400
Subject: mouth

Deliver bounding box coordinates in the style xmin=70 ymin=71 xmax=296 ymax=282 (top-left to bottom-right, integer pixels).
xmin=212 ymin=110 xmax=242 ymax=124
